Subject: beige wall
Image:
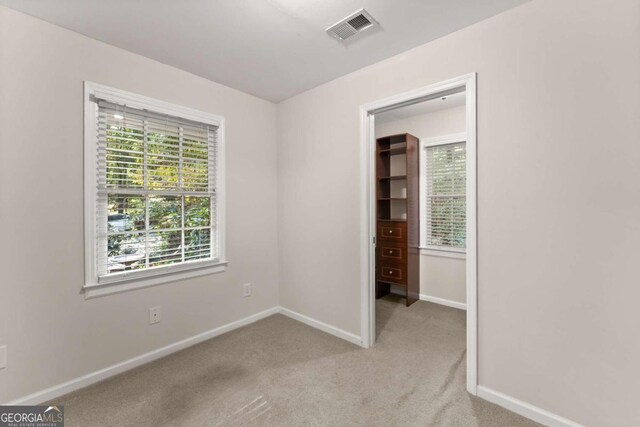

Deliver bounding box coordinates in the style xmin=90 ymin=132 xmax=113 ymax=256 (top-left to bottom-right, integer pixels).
xmin=376 ymin=106 xmax=467 ymax=305
xmin=0 ymin=6 xmax=278 ymax=403
xmin=376 ymin=105 xmax=466 ymax=140
xmin=2 ymin=1 xmax=640 ymax=423
xmin=418 ymin=255 xmax=466 ymax=304
xmin=277 ymin=0 xmax=640 ymax=425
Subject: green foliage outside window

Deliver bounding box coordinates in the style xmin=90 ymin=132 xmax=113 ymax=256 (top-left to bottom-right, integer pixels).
xmin=105 ymin=121 xmax=213 ymax=272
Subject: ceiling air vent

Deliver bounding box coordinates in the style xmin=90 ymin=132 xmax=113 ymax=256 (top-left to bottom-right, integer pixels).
xmin=326 ymin=9 xmax=378 ymax=41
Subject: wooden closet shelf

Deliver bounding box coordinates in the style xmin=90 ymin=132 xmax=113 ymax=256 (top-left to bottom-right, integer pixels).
xmin=378 ymin=147 xmax=406 ymax=155
xmin=378 ymin=175 xmax=407 ymax=181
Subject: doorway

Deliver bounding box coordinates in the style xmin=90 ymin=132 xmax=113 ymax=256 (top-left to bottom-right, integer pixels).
xmin=359 ymin=73 xmax=478 ymax=394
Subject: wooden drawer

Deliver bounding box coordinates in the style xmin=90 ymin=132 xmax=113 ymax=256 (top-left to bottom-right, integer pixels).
xmin=378 ymin=262 xmax=407 ymax=285
xmin=379 ymin=243 xmax=406 ymax=264
xmin=377 ymin=222 xmax=407 ymax=242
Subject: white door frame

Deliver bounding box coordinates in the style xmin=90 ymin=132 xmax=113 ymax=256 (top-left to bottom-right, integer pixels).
xmin=359 ymin=73 xmax=478 ymax=395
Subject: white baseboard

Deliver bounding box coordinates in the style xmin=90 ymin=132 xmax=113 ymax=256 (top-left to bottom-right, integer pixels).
xmin=419 ymin=294 xmax=466 ymax=310
xmin=5 ymin=306 xmax=363 ymax=405
xmin=477 ymin=386 xmax=583 ymax=427
xmin=277 ymin=306 xmax=363 ymax=347
xmin=5 ymin=307 xmax=279 ymax=405
xmin=5 ymin=306 xmax=580 ymax=427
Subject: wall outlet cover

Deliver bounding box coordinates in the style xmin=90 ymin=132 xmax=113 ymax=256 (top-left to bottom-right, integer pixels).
xmin=243 ymin=283 xmax=252 ymax=297
xmin=149 ymin=306 xmax=161 ymax=325
xmin=0 ymin=345 xmax=6 ymax=369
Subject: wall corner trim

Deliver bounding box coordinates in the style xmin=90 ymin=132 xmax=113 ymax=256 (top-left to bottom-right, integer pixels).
xmin=477 ymin=386 xmax=584 ymax=427
xmin=278 ymin=306 xmax=364 ymax=347
xmin=419 ymin=294 xmax=466 ymax=311
xmin=4 ymin=307 xmax=280 ymax=405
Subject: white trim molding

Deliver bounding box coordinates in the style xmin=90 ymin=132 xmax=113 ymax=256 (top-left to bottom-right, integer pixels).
xmin=420 ymin=248 xmax=466 ymax=260
xmin=477 ymin=386 xmax=584 ymax=427
xmin=5 ymin=307 xmax=279 ymax=405
xmin=84 ymin=262 xmax=228 ymax=298
xmin=360 ymin=73 xmax=478 ymax=394
xmin=419 ymin=294 xmax=466 ymax=310
xmin=278 ymin=307 xmax=363 ymax=347
xmin=359 ymin=106 xmax=377 ymax=349
xmin=421 ymin=132 xmax=467 ymax=147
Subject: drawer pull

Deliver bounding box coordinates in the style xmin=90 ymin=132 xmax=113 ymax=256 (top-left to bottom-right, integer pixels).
xmin=380 ymin=265 xmax=404 ymax=284
xmin=389 ymin=230 xmax=393 ymax=234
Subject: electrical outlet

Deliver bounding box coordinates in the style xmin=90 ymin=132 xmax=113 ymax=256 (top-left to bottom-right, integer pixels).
xmin=243 ymin=283 xmax=252 ymax=297
xmin=0 ymin=345 xmax=6 ymax=369
xmin=149 ymin=306 xmax=161 ymax=325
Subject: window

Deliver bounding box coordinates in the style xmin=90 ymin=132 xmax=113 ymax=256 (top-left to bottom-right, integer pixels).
xmin=421 ymin=134 xmax=466 ymax=253
xmin=84 ymin=82 xmax=226 ymax=297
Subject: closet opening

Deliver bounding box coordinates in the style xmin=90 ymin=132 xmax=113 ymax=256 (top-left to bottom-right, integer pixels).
xmin=359 ymin=74 xmax=477 ymax=394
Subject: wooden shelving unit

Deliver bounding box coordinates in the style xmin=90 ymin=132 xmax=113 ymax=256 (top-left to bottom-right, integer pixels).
xmin=375 ymin=133 xmax=420 ymax=306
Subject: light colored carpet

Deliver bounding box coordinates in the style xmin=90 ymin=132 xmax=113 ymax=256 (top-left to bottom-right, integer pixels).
xmin=50 ymin=296 xmax=540 ymax=426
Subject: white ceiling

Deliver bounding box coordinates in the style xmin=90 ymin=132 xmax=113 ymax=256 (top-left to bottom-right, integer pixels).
xmin=376 ymin=91 xmax=466 ymax=124
xmin=0 ymin=0 xmax=529 ymax=102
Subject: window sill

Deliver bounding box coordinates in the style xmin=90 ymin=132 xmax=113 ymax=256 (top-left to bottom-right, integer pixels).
xmin=420 ymin=248 xmax=466 ymax=260
xmin=84 ymin=260 xmax=228 ymax=299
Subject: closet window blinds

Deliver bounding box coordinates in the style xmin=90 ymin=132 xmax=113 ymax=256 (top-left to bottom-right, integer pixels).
xmin=424 ymin=142 xmax=466 ymax=250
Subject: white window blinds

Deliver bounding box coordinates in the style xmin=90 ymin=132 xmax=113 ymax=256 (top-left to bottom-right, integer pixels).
xmin=95 ymin=99 xmax=219 ymax=283
xmin=424 ymin=142 xmax=466 ymax=250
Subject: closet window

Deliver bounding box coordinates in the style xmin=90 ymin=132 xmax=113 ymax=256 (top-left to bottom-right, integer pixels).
xmin=422 ymin=137 xmax=466 ymax=252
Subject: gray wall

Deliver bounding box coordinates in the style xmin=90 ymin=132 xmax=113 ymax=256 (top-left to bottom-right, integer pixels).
xmin=0 ymin=6 xmax=278 ymax=403
xmin=277 ymin=0 xmax=640 ymax=425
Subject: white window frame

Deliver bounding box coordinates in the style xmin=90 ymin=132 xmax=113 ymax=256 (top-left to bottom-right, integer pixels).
xmin=420 ymin=132 xmax=467 ymax=258
xmin=83 ymin=81 xmax=227 ymax=298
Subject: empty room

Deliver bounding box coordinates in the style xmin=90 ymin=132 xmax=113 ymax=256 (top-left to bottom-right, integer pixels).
xmin=0 ymin=0 xmax=638 ymax=426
